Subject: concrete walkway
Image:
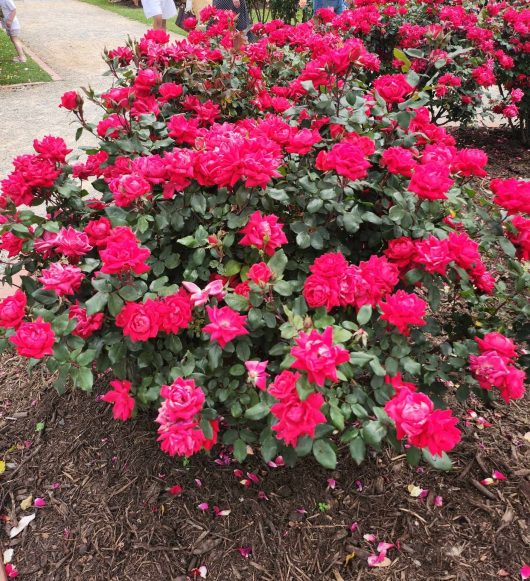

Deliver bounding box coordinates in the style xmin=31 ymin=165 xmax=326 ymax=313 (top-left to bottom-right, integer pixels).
xmin=0 ymin=0 xmax=178 ymax=179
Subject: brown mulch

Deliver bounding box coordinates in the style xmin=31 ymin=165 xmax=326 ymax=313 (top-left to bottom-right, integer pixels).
xmin=1 ymin=128 xmax=530 ymax=581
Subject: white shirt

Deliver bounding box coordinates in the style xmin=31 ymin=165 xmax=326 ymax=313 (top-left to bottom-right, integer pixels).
xmin=0 ymin=0 xmax=20 ymax=32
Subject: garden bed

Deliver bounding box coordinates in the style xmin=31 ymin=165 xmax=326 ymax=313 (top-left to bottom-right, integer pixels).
xmin=0 ymin=129 xmax=529 ymax=580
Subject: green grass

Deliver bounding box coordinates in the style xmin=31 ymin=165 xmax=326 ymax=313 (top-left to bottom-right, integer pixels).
xmin=78 ymin=0 xmax=186 ymax=34
xmin=0 ymin=32 xmax=52 ymax=86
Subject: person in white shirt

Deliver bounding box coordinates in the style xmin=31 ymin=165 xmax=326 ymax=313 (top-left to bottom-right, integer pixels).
xmin=0 ymin=0 xmax=26 ymax=62
xmin=132 ymin=0 xmax=177 ymax=30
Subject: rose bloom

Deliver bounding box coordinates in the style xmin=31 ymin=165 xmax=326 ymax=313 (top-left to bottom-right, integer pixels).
xmin=380 ymin=146 xmax=417 ymax=177
xmin=158 ymin=82 xmax=184 ymax=102
xmin=291 ymin=326 xmax=349 ymax=386
xmin=498 ymin=367 xmax=526 ymax=403
xmin=39 ymin=262 xmax=85 ymax=296
xmin=247 ymin=262 xmax=273 ymax=286
xmin=316 ymin=142 xmax=371 ymax=182
xmin=157 ymin=291 xmax=193 ymax=334
xmin=245 ymin=360 xmax=269 ymax=391
xmin=203 ymin=306 xmax=248 ymax=348
xmin=475 ymin=332 xmax=518 ymax=360
xmin=408 ymin=163 xmax=454 ymax=200
xmin=379 ymin=290 xmax=427 ymax=336
xmin=0 ymin=232 xmax=24 ymax=257
xmin=414 ymin=236 xmax=453 ymax=276
xmin=158 ymin=377 xmax=205 ymax=422
xmin=410 ymin=409 xmax=461 ymax=456
xmin=0 ymin=290 xmax=26 ymax=329
xmin=33 ymin=136 xmax=72 ymax=164
xmin=54 ymin=226 xmax=92 ymax=258
xmin=99 ymin=227 xmax=151 ymax=275
xmin=469 ymin=352 xmax=510 ymax=390
xmin=490 ymin=178 xmax=530 ymax=215
xmin=69 ymin=303 xmax=104 ymax=339
xmin=109 ymin=174 xmax=152 ymax=207
xmin=101 ymin=380 xmax=135 ymax=421
xmin=59 ymin=91 xmax=80 ymax=110
xmin=84 ymin=217 xmax=112 ymax=248
xmin=451 ymin=148 xmax=488 ymax=177
xmin=271 ymin=392 xmax=327 ymax=447
xmin=115 ymin=300 xmax=160 ymax=342
xmin=303 ymin=274 xmax=340 ymax=311
xmin=268 ymin=370 xmax=300 ymax=401
xmin=373 ymin=74 xmax=414 ymax=104
xmin=310 ymin=251 xmax=349 ymax=279
xmin=10 ymin=317 xmax=55 ymax=358
xmin=239 ymin=211 xmax=288 ymax=256
xmin=385 ymin=386 xmax=433 ymax=439
xmin=157 ymin=419 xmax=206 ymax=457
xmin=384 ymin=237 xmax=417 ymax=270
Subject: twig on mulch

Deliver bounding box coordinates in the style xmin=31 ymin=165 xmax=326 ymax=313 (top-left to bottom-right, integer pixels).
xmin=469 ymin=479 xmax=497 ymax=500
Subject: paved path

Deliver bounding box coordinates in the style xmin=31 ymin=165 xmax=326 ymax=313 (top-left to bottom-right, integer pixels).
xmin=0 ymin=0 xmax=178 ymax=179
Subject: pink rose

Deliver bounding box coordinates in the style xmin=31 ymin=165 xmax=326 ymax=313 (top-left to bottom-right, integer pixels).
xmin=247 ymin=262 xmax=273 ymax=286
xmin=384 ymin=387 xmax=433 ymax=439
xmin=0 ymin=290 xmax=26 ymax=329
xmin=101 ymin=380 xmax=135 ymax=421
xmin=10 ymin=317 xmax=55 ymax=358
xmin=115 ymin=300 xmax=160 ymax=342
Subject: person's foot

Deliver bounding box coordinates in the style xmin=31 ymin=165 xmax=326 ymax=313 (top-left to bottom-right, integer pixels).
xmin=13 ymin=56 xmax=27 ymax=63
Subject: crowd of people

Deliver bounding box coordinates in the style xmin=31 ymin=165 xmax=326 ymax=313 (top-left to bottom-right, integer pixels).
xmin=135 ymin=0 xmax=344 ymax=33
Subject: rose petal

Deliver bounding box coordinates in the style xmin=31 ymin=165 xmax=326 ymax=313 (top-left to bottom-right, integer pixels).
xmin=197 ymin=503 xmax=209 ymax=511
xmin=34 ymin=497 xmax=46 ymax=508
xmin=169 ymin=485 xmax=183 ymax=495
xmin=521 ymin=564 xmax=530 ymax=580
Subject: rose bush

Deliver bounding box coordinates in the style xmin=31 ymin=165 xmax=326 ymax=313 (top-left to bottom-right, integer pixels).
xmin=0 ymin=8 xmax=528 ymax=470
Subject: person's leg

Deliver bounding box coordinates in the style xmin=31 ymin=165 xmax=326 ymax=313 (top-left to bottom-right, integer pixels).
xmin=9 ymin=33 xmax=26 ymax=62
xmin=161 ymin=18 xmax=167 ymax=29
xmin=152 ymin=14 xmax=164 ymax=28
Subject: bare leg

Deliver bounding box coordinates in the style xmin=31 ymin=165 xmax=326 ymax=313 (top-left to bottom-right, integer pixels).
xmin=162 ymin=19 xmax=167 ymax=30
xmin=152 ymin=15 xmax=164 ymax=29
xmin=10 ymin=35 xmax=26 ymax=62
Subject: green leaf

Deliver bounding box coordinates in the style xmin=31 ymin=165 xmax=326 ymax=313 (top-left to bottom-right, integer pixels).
xmin=108 ymin=293 xmax=124 ymax=316
xmin=362 ymin=420 xmax=387 ymax=448
xmin=312 ymin=439 xmax=337 ymax=470
xmin=422 ymin=449 xmax=453 ymax=471
xmin=349 ymin=437 xmax=366 ymax=466
xmin=85 ymin=292 xmax=108 ymax=315
xmin=273 ymin=280 xmax=292 ymax=296
xmin=118 ymin=284 xmax=146 ymax=301
xmin=260 ymin=434 xmax=278 ymax=463
xmin=267 ymin=250 xmax=288 ymax=276
xmin=330 ymin=404 xmax=345 ymax=430
xmin=31 ymin=289 xmax=58 ymax=306
xmin=233 ymin=438 xmax=248 ymax=463
xmin=177 ymin=235 xmax=200 ymax=248
xmin=357 ymin=304 xmax=372 ymax=326
xmin=76 ymin=349 xmax=96 ymax=367
xmin=393 ymin=47 xmax=411 ymax=71
xmin=224 ymin=293 xmax=249 ymax=311
xmin=72 ymin=367 xmax=94 ymax=391
xmin=406 ymin=446 xmax=421 ymax=467
xmin=245 ymin=402 xmax=270 ymax=421
xmin=499 ymin=237 xmax=516 ymax=257
xmin=224 ymin=260 xmax=241 ymax=276
xmin=349 ymin=352 xmax=374 ymax=366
